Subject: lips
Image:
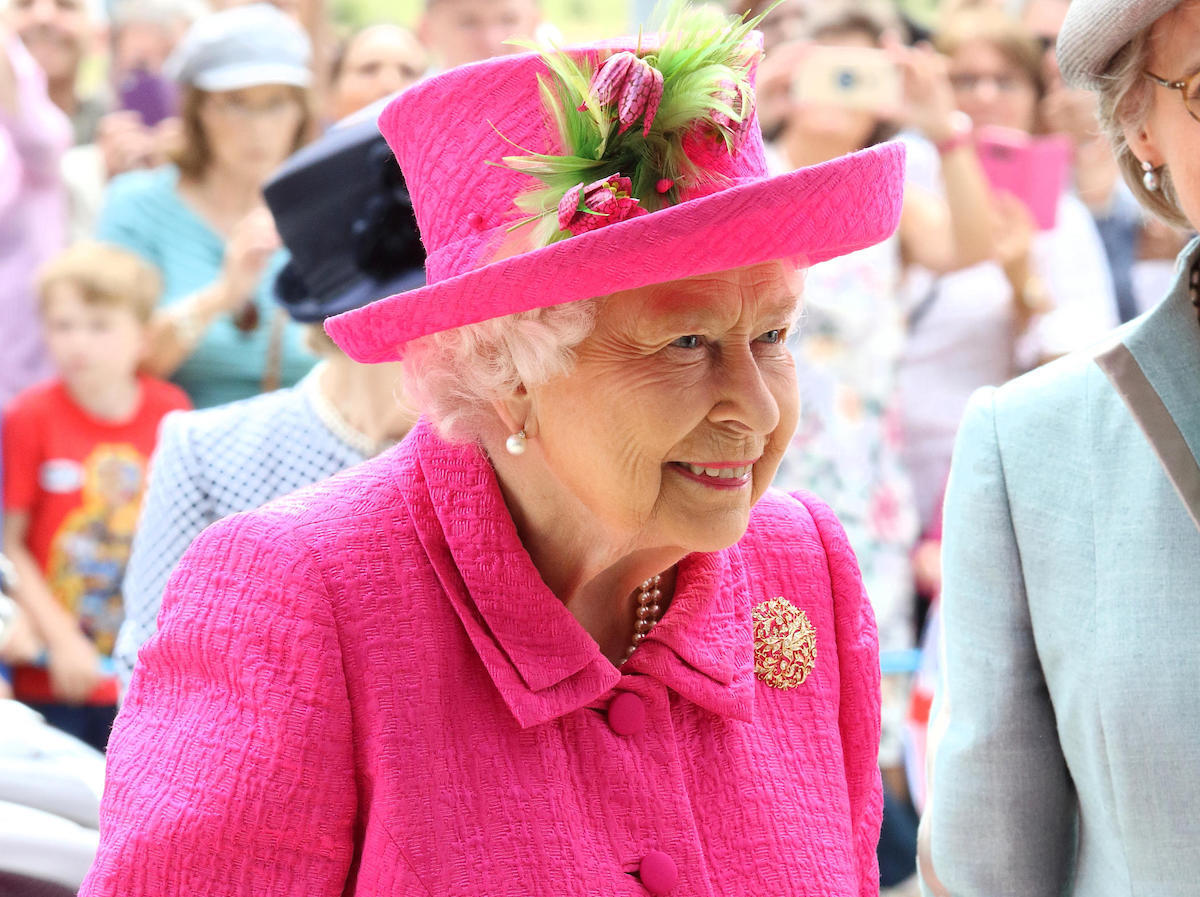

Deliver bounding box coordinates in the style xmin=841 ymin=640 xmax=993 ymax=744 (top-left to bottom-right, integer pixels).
xmin=668 ymin=459 xmax=757 ymax=490
xmin=677 ymin=462 xmax=753 ymax=480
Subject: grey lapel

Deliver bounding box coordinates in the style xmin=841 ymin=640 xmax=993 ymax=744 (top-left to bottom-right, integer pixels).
xmin=1098 ymin=239 xmax=1200 ymax=532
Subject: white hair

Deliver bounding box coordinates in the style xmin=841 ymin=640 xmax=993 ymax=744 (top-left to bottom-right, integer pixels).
xmin=401 ymin=298 xmax=602 ymax=445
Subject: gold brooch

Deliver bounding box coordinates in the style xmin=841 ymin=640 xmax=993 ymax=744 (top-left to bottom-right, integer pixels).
xmin=753 ymin=597 xmax=817 ymax=689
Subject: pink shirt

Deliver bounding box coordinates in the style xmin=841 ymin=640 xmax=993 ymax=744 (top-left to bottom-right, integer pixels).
xmin=0 ymin=36 xmax=70 ymax=406
xmin=82 ymin=420 xmax=882 ymax=896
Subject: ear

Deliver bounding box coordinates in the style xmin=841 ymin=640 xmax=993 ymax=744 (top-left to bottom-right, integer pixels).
xmin=415 ymin=14 xmax=433 ymax=50
xmin=1124 ymin=117 xmax=1162 ymax=169
xmin=489 ymin=382 xmax=537 ymax=438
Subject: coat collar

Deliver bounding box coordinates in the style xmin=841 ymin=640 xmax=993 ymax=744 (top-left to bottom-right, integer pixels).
xmin=1124 ymin=237 xmax=1200 ymax=464
xmin=399 ymin=421 xmax=755 ymax=728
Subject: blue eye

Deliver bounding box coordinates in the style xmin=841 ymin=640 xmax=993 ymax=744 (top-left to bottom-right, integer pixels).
xmin=757 ymin=329 xmax=784 ymax=344
xmin=671 ymin=335 xmax=702 ymax=349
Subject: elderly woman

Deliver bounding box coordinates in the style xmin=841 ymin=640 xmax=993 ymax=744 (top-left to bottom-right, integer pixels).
xmin=111 ymin=113 xmax=423 ymax=693
xmin=919 ymin=0 xmax=1200 ymax=894
xmin=81 ymin=8 xmax=904 ymax=896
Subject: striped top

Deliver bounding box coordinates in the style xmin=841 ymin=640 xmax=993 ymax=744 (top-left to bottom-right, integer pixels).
xmin=96 ymin=166 xmax=315 ymax=408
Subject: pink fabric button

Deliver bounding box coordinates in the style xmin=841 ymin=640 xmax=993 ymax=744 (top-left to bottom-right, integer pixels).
xmin=607 ymin=691 xmax=646 ymax=736
xmin=639 ymin=849 xmax=678 ymax=894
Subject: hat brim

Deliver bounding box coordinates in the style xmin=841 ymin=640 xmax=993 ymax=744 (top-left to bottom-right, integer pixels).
xmin=326 ymin=141 xmax=905 ymax=364
xmin=275 ymin=264 xmax=427 ymax=323
xmin=192 ymin=63 xmax=312 ymax=91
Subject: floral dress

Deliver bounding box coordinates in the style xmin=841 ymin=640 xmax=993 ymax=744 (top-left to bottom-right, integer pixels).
xmin=772 ymin=235 xmax=920 ymax=764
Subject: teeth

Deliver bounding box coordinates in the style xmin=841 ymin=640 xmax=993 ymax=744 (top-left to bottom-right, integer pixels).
xmin=682 ymin=463 xmax=751 ymax=479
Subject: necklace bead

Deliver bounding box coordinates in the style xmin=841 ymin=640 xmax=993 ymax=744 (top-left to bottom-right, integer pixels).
xmin=621 ymin=574 xmax=664 ymax=666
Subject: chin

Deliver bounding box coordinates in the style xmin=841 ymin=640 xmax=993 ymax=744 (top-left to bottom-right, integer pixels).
xmin=675 ymin=513 xmax=752 ymax=555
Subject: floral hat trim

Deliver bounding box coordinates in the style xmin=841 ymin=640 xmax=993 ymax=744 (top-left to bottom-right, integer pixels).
xmin=497 ymin=1 xmax=779 ymax=248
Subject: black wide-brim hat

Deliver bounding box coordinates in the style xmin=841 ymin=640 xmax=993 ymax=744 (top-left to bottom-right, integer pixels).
xmin=264 ymin=111 xmax=427 ymax=324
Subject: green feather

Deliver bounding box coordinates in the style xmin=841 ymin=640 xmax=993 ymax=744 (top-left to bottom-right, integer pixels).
xmin=497 ymin=0 xmax=787 ymax=242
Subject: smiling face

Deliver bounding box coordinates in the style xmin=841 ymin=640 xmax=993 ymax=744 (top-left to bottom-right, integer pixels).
xmin=6 ymin=0 xmax=93 ymax=87
xmin=1126 ymin=0 xmax=1200 ymax=232
xmin=515 ymin=261 xmax=802 ymax=557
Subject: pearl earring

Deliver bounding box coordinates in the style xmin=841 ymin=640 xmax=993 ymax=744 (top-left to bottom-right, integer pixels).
xmin=1142 ymin=160 xmax=1161 ymax=192
xmin=505 ymin=429 xmax=527 ymax=455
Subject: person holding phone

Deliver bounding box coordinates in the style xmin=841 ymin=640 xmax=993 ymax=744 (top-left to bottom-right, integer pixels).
xmin=896 ymin=6 xmax=1117 ymax=539
xmin=765 ymin=8 xmax=997 ymax=890
xmin=95 ymin=3 xmax=317 ymax=408
xmin=920 ymin=0 xmax=1200 ymax=891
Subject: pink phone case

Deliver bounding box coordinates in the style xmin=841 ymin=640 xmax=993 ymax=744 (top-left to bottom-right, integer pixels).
xmin=974 ymin=125 xmax=1072 ymax=230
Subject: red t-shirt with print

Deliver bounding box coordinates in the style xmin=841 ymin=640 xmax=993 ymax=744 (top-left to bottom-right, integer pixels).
xmin=2 ymin=375 xmax=191 ymax=704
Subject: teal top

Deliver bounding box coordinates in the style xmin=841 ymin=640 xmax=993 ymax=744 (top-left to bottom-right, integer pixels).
xmin=96 ymin=166 xmax=315 ymax=408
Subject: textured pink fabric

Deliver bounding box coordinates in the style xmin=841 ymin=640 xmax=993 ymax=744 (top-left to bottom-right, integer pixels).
xmin=324 ymin=41 xmax=906 ymax=363
xmin=81 ymin=420 xmax=882 ymax=896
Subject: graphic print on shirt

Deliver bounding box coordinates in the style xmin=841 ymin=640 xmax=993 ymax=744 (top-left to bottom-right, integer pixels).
xmin=45 ymin=443 xmax=146 ymax=654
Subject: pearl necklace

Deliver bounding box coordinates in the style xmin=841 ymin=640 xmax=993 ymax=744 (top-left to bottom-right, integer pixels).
xmin=623 ymin=574 xmax=664 ymax=665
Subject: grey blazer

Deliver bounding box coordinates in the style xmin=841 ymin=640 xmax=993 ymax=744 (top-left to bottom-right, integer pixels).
xmin=918 ymin=240 xmax=1200 ymax=896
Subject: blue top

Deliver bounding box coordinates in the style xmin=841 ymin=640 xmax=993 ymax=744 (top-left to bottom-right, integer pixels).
xmin=96 ymin=166 xmax=315 ymax=408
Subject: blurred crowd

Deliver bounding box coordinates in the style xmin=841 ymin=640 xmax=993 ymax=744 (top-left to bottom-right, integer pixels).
xmin=0 ymin=0 xmax=1190 ymax=893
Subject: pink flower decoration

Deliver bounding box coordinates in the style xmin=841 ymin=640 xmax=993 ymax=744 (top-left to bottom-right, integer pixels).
xmin=581 ymin=51 xmax=665 ymax=137
xmin=710 ymin=77 xmax=756 ymax=149
xmin=557 ymin=174 xmax=648 ymax=235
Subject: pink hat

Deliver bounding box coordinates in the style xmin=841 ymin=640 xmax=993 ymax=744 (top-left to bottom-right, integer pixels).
xmin=326 ymin=8 xmax=905 ymax=363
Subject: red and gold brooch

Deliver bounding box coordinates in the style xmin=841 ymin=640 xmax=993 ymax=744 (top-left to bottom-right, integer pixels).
xmin=753 ymin=597 xmax=817 ymax=689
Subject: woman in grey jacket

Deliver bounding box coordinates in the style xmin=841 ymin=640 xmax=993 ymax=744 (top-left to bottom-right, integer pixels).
xmin=919 ymin=1 xmax=1200 ymax=893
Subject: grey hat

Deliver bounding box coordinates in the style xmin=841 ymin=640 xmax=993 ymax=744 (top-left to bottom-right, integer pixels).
xmin=1057 ymin=0 xmax=1180 ymax=90
xmin=164 ymin=2 xmax=311 ymax=91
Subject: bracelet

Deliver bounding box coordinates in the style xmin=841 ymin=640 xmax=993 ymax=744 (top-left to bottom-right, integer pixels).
xmin=934 ymin=111 xmax=973 ymax=156
xmin=166 ymin=298 xmax=208 ymax=350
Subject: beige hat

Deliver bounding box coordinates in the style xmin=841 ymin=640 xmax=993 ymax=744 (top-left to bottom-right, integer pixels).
xmin=1057 ymin=0 xmax=1181 ymax=90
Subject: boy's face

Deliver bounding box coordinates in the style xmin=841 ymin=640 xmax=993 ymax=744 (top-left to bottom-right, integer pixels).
xmin=418 ymin=0 xmax=540 ymax=70
xmin=41 ymin=283 xmax=146 ymax=389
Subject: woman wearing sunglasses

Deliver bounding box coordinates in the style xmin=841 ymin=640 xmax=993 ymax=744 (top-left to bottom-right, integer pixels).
xmin=96 ymin=4 xmax=317 ymax=408
xmin=919 ymin=0 xmax=1200 ymax=893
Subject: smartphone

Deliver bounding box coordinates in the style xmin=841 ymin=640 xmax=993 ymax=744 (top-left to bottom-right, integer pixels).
xmin=974 ymin=126 xmax=1072 ymax=230
xmin=791 ymin=46 xmax=902 ymax=114
xmin=118 ymin=68 xmax=177 ymax=127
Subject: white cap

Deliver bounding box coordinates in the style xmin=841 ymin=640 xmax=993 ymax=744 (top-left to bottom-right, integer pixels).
xmin=1057 ymin=0 xmax=1181 ymax=90
xmin=164 ymin=2 xmax=311 ymax=91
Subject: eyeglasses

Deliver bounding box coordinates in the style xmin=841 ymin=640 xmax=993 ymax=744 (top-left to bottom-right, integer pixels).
xmin=1144 ymin=69 xmax=1200 ymax=124
xmin=949 ymin=73 xmax=1030 ymax=94
xmin=204 ymin=95 xmax=302 ymax=122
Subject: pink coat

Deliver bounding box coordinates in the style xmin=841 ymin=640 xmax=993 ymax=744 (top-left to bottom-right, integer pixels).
xmin=81 ymin=420 xmax=882 ymax=896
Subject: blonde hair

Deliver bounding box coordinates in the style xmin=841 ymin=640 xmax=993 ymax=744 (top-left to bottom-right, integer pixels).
xmin=37 ymin=242 xmax=162 ymax=323
xmin=401 ymin=299 xmax=602 ymax=445
xmin=1094 ymin=29 xmax=1189 ymax=228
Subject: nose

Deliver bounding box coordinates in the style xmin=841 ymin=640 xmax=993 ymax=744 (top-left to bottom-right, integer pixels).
xmin=708 ymin=343 xmax=781 ymax=437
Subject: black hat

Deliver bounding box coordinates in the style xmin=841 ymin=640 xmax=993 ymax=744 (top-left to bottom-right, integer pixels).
xmin=264 ymin=111 xmax=426 ymax=323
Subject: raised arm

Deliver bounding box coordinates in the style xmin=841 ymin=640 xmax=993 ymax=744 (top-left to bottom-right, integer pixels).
xmin=0 ymin=28 xmax=72 ymax=190
xmin=81 ymin=510 xmax=357 ymax=897
xmin=917 ymin=388 xmax=1075 ymax=896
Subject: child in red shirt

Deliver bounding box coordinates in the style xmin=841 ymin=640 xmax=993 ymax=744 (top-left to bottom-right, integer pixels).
xmin=2 ymin=242 xmax=190 ymax=750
